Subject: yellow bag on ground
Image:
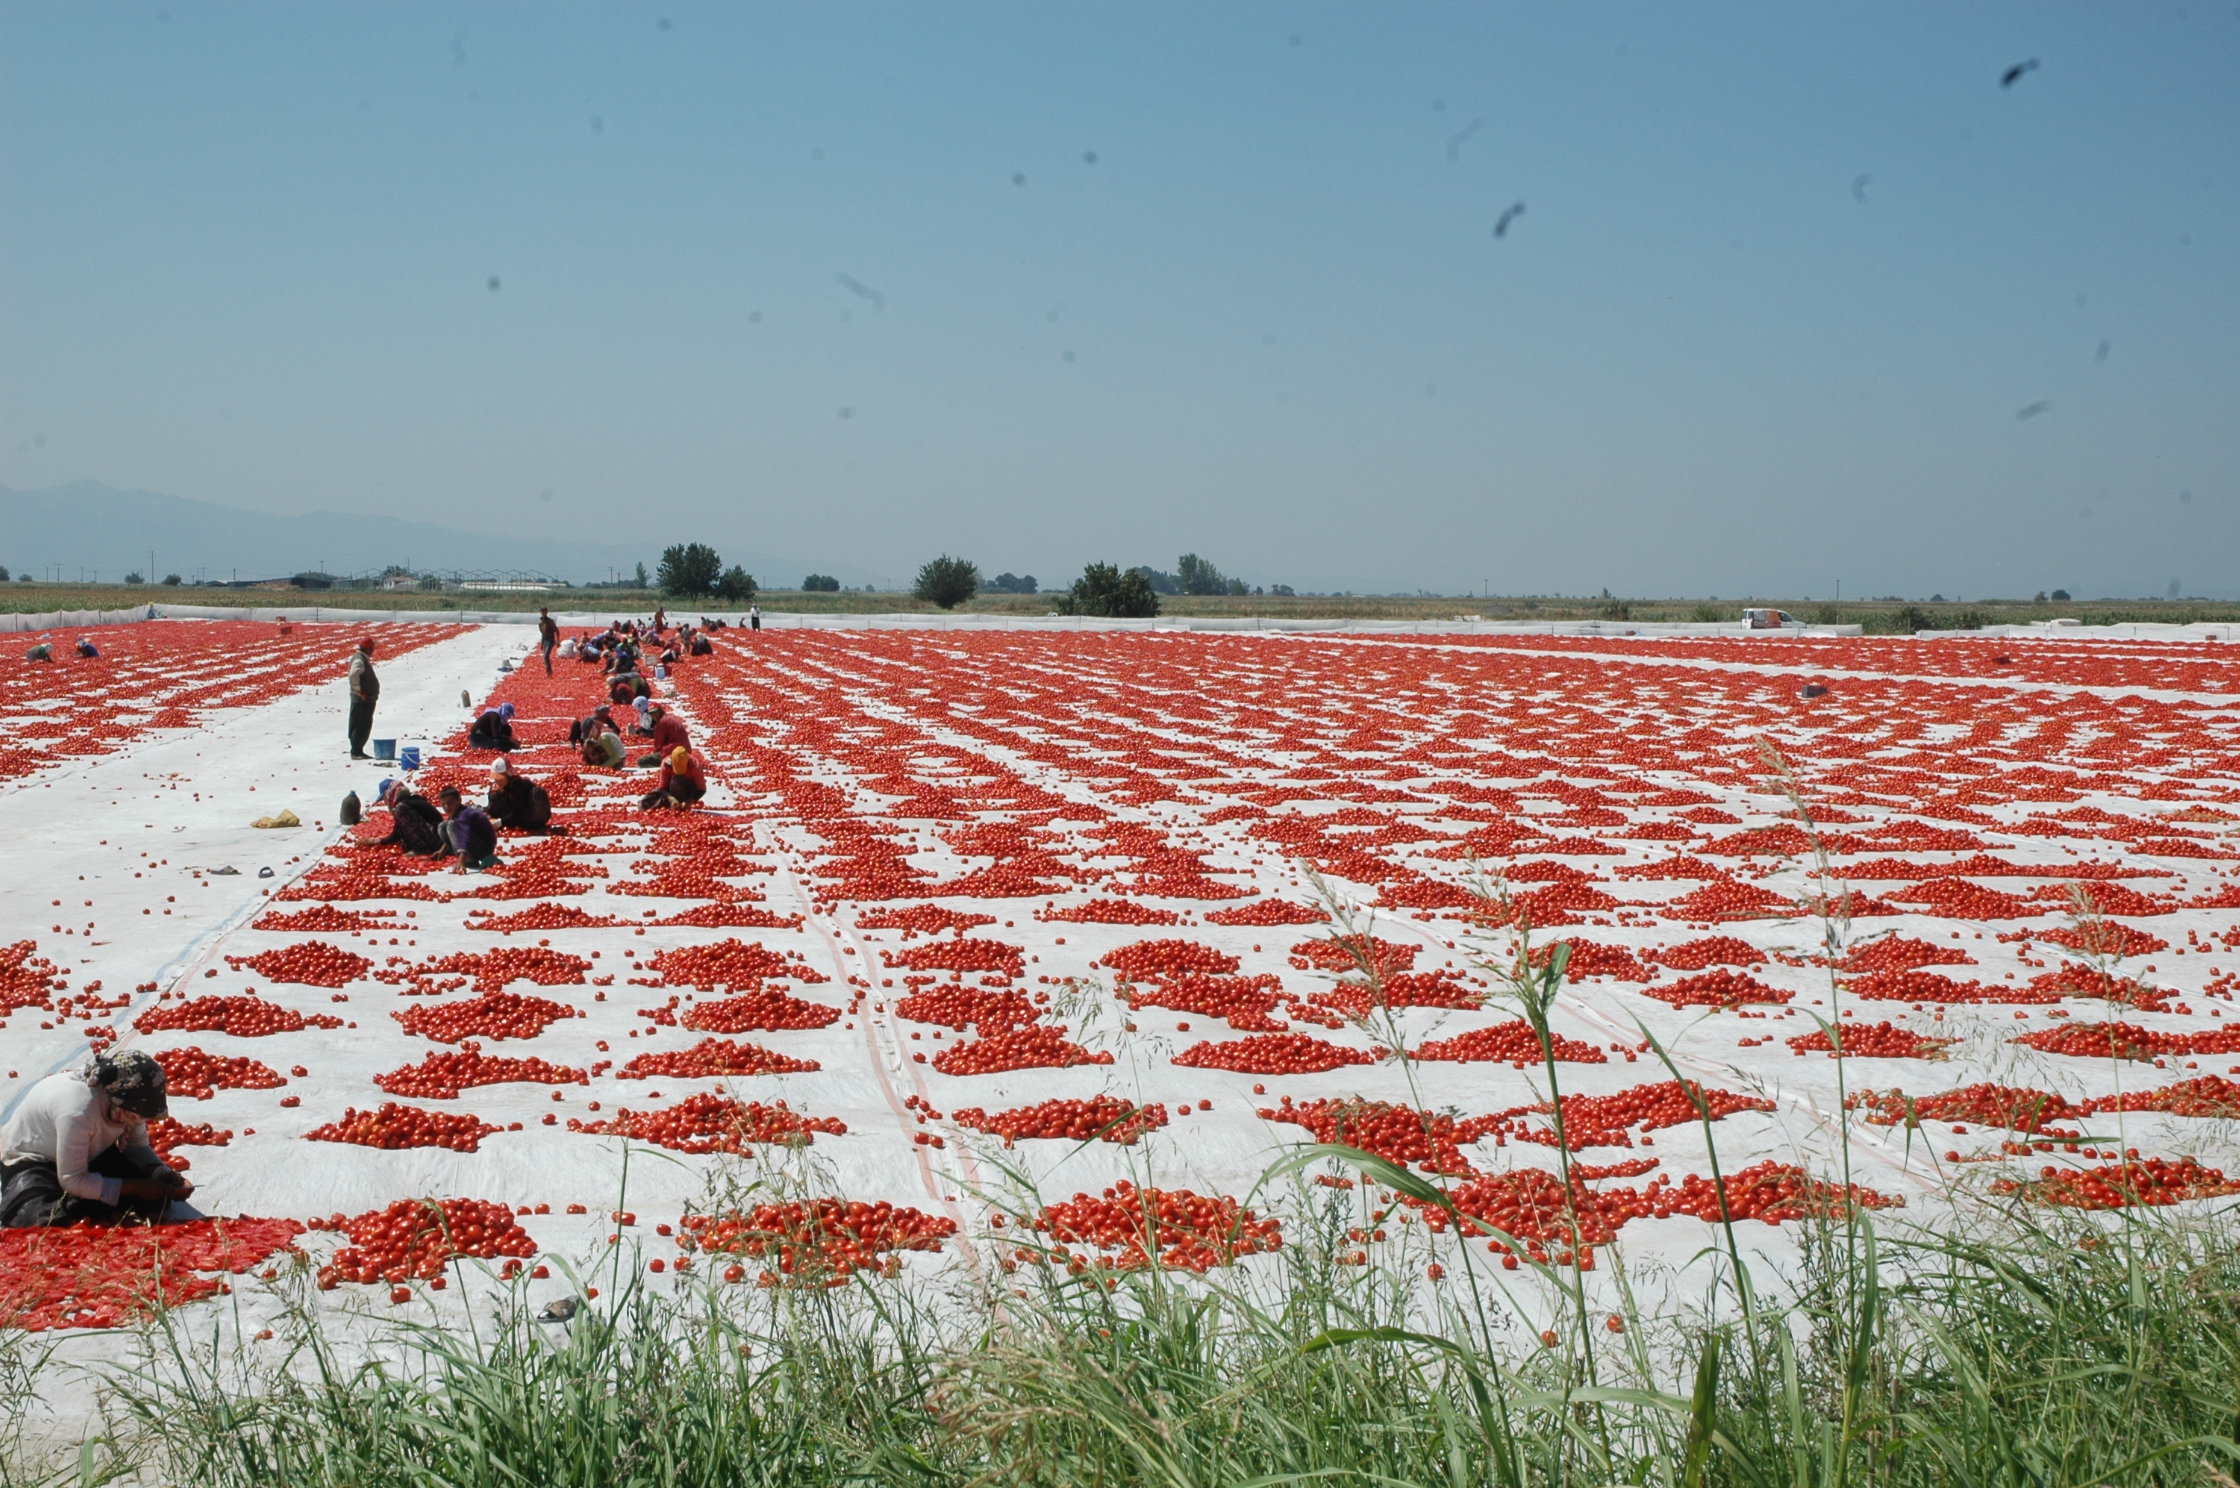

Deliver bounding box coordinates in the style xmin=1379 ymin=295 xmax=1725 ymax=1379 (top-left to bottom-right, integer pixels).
xmin=250 ymin=809 xmax=302 ymax=830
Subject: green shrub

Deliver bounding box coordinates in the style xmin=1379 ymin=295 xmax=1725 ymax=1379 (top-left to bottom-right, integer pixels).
xmin=1063 ymin=561 xmax=1160 ymax=617
xmin=913 ymin=555 xmax=980 ymax=608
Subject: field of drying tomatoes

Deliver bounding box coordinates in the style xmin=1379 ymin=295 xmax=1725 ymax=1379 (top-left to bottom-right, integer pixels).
xmin=9 ymin=620 xmax=2240 ymax=1328
xmin=0 ymin=619 xmax=466 ymax=785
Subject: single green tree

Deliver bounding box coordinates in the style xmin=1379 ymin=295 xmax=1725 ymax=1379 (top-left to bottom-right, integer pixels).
xmin=162 ymin=573 xmax=182 ymax=586
xmin=914 ymin=555 xmax=980 ymax=609
xmin=122 ymin=572 xmax=144 ymax=585
xmin=716 ymin=565 xmax=757 ymax=601
xmin=633 ymin=560 xmax=650 ymax=589
xmin=801 ymin=573 xmax=841 ymax=592
xmin=657 ymin=544 xmax=724 ymax=597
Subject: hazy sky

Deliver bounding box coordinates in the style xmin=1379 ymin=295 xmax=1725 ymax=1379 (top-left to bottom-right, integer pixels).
xmin=3 ymin=3 xmax=2235 ymax=597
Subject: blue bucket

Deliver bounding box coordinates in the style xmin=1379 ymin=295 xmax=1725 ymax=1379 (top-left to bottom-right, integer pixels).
xmin=372 ymin=738 xmax=397 ymax=762
xmin=656 ymin=664 xmax=669 ymax=679
xmin=398 ymin=745 xmax=422 ymax=771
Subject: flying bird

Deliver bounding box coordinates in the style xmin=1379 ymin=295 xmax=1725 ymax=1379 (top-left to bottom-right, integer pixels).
xmin=2015 ymin=400 xmax=2050 ymax=421
xmin=834 ymin=273 xmax=885 ymax=311
xmin=2001 ymin=58 xmax=2039 ymax=87
xmin=1851 ymin=174 xmax=1873 ymax=205
xmin=1445 ymin=117 xmax=1484 ymax=164
xmin=1493 ymin=201 xmax=1526 ymax=239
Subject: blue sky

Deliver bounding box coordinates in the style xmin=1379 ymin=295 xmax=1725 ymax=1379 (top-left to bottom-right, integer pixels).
xmin=2 ymin=2 xmax=2234 ymax=596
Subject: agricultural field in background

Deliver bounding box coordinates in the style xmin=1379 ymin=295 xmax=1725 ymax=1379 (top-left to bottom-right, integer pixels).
xmin=9 ymin=578 xmax=2240 ymax=629
xmin=8 ymin=621 xmax=2240 ymax=1483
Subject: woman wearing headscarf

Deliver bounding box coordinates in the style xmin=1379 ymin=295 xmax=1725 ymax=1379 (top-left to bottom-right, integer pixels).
xmin=1 ymin=1052 xmax=192 ymax=1226
xmin=467 ymin=701 xmax=519 ymax=752
xmin=369 ymin=778 xmax=447 ymax=855
xmin=639 ymin=745 xmax=706 ymax=810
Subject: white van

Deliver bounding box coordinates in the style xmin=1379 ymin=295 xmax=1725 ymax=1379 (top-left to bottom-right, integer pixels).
xmin=1741 ymin=607 xmax=1799 ymax=630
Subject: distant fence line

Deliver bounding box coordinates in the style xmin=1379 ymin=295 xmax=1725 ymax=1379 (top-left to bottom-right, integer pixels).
xmin=7 ymin=603 xmax=2239 ymax=643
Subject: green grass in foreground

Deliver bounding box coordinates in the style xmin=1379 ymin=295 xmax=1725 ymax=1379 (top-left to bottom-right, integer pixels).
xmin=10 ymin=1153 xmax=2236 ymax=1488
xmin=8 ymin=580 xmax=2240 ymax=629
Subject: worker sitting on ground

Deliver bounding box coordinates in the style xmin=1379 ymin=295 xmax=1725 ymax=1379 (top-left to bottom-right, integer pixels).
xmin=24 ymin=642 xmax=53 ymax=663
xmin=486 ymin=758 xmax=551 ymax=833
xmin=635 ymin=703 xmax=689 ymax=767
xmin=639 ymin=745 xmax=706 ymax=811
xmin=629 ymin=697 xmax=654 ymax=735
xmin=75 ymin=637 xmax=100 ymax=659
xmin=1 ymin=1052 xmax=192 ymax=1228
xmin=437 ymin=786 xmax=501 ymax=872
xmin=568 ymin=703 xmax=615 ymax=746
xmin=369 ymin=779 xmax=447 ymax=855
xmin=688 ymin=630 xmax=713 ymax=656
xmin=467 ymin=701 xmax=519 ymax=752
xmin=580 ymin=723 xmax=626 ymax=768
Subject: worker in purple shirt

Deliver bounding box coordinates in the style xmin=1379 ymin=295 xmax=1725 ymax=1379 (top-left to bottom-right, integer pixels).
xmin=436 ymin=786 xmax=502 ymax=872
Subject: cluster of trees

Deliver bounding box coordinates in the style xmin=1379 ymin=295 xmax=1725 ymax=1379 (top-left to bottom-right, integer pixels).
xmin=1123 ymin=555 xmax=1256 ymax=597
xmin=656 ymin=543 xmax=756 ymax=601
xmin=1125 ymin=553 xmax=1252 ymax=597
xmin=906 ymin=551 xmax=1276 ymax=614
xmin=635 ymin=549 xmax=1271 ymax=612
xmin=907 ymin=554 xmax=1157 ymax=615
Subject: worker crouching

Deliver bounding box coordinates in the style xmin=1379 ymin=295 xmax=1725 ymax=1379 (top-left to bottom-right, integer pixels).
xmin=437 ymin=786 xmax=503 ymax=872
xmin=1 ymin=1053 xmax=194 ymax=1227
xmin=639 ymin=746 xmax=705 ymax=811
xmin=487 ymin=759 xmax=551 ymax=833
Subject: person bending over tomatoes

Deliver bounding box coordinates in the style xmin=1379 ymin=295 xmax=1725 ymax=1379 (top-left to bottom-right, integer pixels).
xmin=369 ymin=778 xmax=447 ymax=855
xmin=633 ymin=702 xmax=689 ymax=767
xmin=437 ymin=786 xmax=502 ymax=871
xmin=1 ymin=1052 xmax=193 ymax=1227
xmin=467 ymin=701 xmax=519 ymax=752
xmin=487 ymin=758 xmax=551 ymax=833
xmin=639 ymin=745 xmax=705 ymax=810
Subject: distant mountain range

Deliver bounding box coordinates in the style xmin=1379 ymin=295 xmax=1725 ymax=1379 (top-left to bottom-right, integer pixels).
xmin=0 ymin=481 xmax=870 ymax=588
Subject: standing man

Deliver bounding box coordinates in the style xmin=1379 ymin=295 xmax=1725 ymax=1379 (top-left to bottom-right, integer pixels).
xmin=346 ymin=637 xmax=380 ymax=760
xmin=538 ymin=607 xmax=558 ymax=675
xmin=748 ymin=603 xmax=762 ymax=632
